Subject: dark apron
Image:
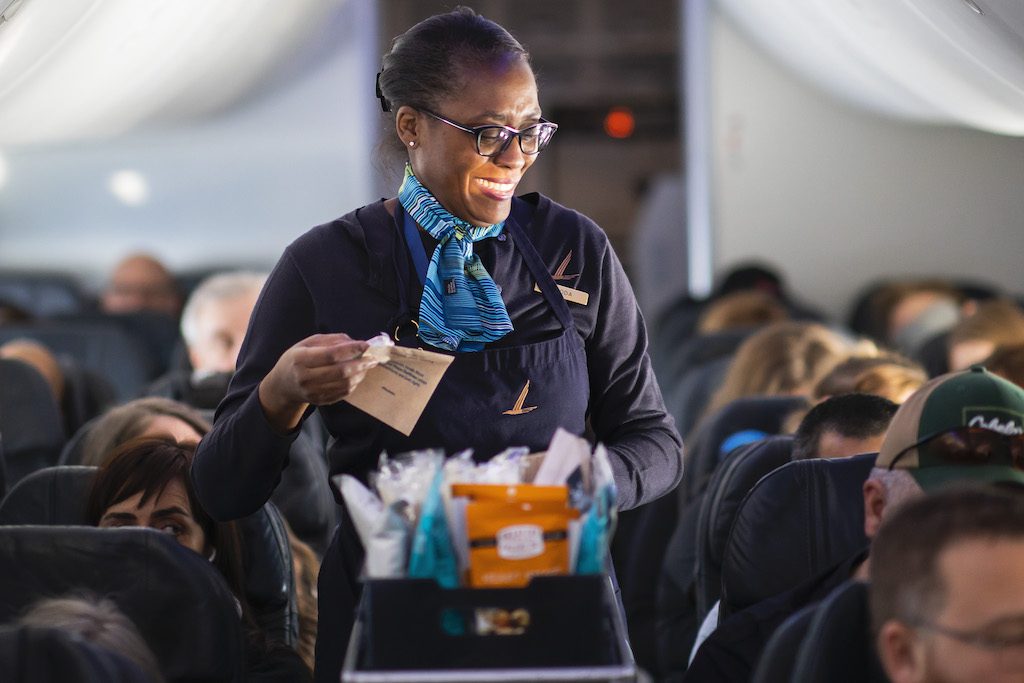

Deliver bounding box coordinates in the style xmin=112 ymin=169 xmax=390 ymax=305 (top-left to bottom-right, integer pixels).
xmin=314 ymin=202 xmax=591 ymax=682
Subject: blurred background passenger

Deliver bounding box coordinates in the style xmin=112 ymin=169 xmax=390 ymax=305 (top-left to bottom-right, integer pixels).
xmin=982 ymin=343 xmax=1024 ymax=389
xmin=0 ymin=338 xmax=65 ymax=409
xmin=101 ymin=254 xmax=182 ymax=318
xmin=17 ymin=596 xmax=165 ymax=683
xmin=867 ymin=279 xmax=963 ymax=355
xmin=791 ymin=393 xmax=898 ymax=460
xmin=146 ymin=271 xmax=267 ymax=409
xmin=695 ymin=290 xmax=789 ymax=335
xmin=700 ymin=321 xmax=851 ymax=427
xmin=946 ymin=299 xmax=1024 ymax=372
xmin=77 ymin=397 xmax=207 ymax=467
xmin=872 ymin=487 xmax=1024 ymax=683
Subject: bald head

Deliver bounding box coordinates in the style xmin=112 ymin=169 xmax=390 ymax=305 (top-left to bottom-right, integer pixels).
xmin=102 ymin=253 xmax=181 ymax=317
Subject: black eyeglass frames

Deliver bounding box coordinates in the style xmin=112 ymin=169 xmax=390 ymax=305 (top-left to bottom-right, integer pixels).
xmin=418 ymin=108 xmax=558 ymax=157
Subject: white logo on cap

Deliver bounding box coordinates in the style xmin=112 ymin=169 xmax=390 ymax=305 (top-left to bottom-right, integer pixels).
xmin=968 ymin=415 xmax=1024 ymax=435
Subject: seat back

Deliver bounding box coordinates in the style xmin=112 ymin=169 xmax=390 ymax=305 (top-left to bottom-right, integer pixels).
xmin=0 ymin=466 xmax=95 ymax=525
xmin=0 ymin=271 xmax=88 ymax=318
xmin=695 ymin=435 xmax=794 ymax=620
xmin=684 ymin=395 xmax=808 ymax=502
xmin=0 ymin=625 xmax=152 ymax=683
xmin=720 ymin=453 xmax=875 ymax=620
xmin=0 ymin=466 xmax=299 ymax=647
xmin=664 ymin=356 xmax=731 ymax=439
xmin=0 ymin=322 xmax=158 ymax=402
xmin=660 ymin=328 xmax=755 ymax=390
xmin=0 ymin=526 xmax=245 ymax=682
xmin=0 ymin=359 xmax=65 ymax=486
xmin=751 ymin=603 xmax=818 ymax=683
xmin=791 ymin=581 xmax=890 ymax=683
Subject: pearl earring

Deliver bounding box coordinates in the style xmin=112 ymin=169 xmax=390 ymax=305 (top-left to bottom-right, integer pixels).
xmin=409 ymin=141 xmax=416 ymax=147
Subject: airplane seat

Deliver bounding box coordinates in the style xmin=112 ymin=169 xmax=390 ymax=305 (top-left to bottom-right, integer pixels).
xmin=683 ymin=395 xmax=808 ymax=503
xmin=0 ymin=321 xmax=159 ymax=402
xmin=659 ymin=328 xmax=754 ymax=395
xmin=719 ymin=453 xmax=875 ymax=621
xmin=0 ymin=466 xmax=299 ymax=648
xmin=56 ymin=358 xmax=117 ymax=437
xmin=0 ymin=526 xmax=245 ymax=683
xmin=0 ymin=271 xmax=90 ymax=319
xmin=0 ymin=359 xmax=66 ymax=487
xmin=55 ymin=311 xmax=181 ymax=379
xmin=664 ymin=355 xmax=732 ymax=439
xmin=790 ymin=581 xmax=890 ymax=683
xmin=0 ymin=466 xmax=94 ymax=526
xmin=694 ymin=435 xmax=795 ymax=621
xmin=0 ymin=625 xmax=154 ymax=683
xmin=750 ymin=603 xmax=818 ymax=683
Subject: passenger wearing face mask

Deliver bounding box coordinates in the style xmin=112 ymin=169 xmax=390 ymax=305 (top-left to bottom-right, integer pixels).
xmin=85 ymin=438 xmax=311 ymax=682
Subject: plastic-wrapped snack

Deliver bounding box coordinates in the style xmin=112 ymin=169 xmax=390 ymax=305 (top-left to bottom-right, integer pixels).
xmin=575 ymin=444 xmax=618 ymax=575
xmin=334 ymin=474 xmax=409 ymax=578
xmin=373 ymin=449 xmax=444 ymax=526
xmin=408 ymin=462 xmax=460 ymax=589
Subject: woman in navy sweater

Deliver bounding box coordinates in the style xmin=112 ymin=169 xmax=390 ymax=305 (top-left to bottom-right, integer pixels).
xmin=192 ymin=8 xmax=683 ymax=681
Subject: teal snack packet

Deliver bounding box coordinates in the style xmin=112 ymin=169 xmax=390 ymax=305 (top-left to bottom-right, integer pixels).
xmin=407 ymin=464 xmax=459 ymax=589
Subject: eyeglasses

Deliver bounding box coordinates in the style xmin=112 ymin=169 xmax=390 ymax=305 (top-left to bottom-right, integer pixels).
xmin=418 ymin=108 xmax=558 ymax=157
xmin=888 ymin=426 xmax=1024 ymax=470
xmin=911 ymin=616 xmax=1024 ymax=670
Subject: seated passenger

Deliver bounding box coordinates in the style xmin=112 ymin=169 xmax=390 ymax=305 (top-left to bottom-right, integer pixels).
xmin=101 ymin=254 xmax=182 ymax=318
xmin=680 ymin=367 xmax=1024 ymax=682
xmin=792 ymin=393 xmax=898 ymax=460
xmin=78 ymin=397 xmax=207 ymax=467
xmin=982 ymin=343 xmax=1024 ymax=389
xmin=0 ymin=339 xmax=64 ymax=408
xmin=146 ymin=271 xmax=267 ymax=409
xmin=872 ymin=487 xmax=1024 ymax=683
xmin=84 ymin=438 xmax=311 ymax=682
xmin=695 ymin=290 xmax=789 ymax=335
xmin=946 ymin=299 xmax=1024 ymax=371
xmin=17 ymin=595 xmax=165 ymax=683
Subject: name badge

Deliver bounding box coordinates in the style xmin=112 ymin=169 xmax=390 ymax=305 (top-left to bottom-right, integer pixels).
xmin=534 ymin=283 xmax=590 ymax=306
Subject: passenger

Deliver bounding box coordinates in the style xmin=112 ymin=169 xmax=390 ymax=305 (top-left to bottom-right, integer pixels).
xmin=146 ymin=271 xmax=267 ymax=409
xmin=851 ymin=360 xmax=928 ymax=404
xmin=681 ymin=367 xmax=1024 ymax=682
xmin=946 ymin=299 xmax=1024 ymax=371
xmin=101 ymin=253 xmax=182 ymax=318
xmin=982 ymin=343 xmax=1024 ymax=389
xmin=700 ymin=321 xmax=851 ymax=427
xmin=872 ymin=487 xmax=1024 ymax=683
xmin=17 ymin=595 xmax=165 ymax=683
xmin=191 ymin=8 xmax=682 ymax=682
xmin=868 ymin=279 xmax=962 ymax=354
xmin=0 ymin=338 xmax=65 ymax=408
xmin=85 ymin=438 xmax=311 ymax=682
xmin=695 ymin=290 xmax=789 ymax=335
xmin=287 ymin=525 xmax=319 ymax=673
xmin=78 ymin=397 xmax=207 ymax=467
xmin=791 ymin=393 xmax=898 ymax=460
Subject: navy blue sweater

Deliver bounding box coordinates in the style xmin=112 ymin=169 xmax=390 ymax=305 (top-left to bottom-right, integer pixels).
xmin=192 ymin=194 xmax=682 ymax=519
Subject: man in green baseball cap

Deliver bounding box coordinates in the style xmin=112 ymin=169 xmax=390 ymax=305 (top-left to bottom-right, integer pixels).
xmin=876 ymin=365 xmax=1024 ymax=490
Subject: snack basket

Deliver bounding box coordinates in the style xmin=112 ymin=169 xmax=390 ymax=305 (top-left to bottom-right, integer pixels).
xmin=341 ymin=573 xmax=635 ymax=682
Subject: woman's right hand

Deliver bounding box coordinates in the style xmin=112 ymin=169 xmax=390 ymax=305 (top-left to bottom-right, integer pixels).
xmin=257 ymin=333 xmax=379 ymax=432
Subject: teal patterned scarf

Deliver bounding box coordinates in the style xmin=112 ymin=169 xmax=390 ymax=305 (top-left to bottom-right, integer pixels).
xmin=398 ymin=164 xmax=513 ymax=351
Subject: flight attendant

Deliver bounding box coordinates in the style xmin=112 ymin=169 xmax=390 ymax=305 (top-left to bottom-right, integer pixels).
xmin=192 ymin=8 xmax=683 ymax=681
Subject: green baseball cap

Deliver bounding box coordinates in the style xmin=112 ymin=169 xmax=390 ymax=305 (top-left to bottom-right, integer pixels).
xmin=876 ymin=366 xmax=1024 ymax=490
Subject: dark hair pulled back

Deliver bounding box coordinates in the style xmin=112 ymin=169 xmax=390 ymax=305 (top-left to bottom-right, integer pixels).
xmin=377 ymin=7 xmax=530 ymax=114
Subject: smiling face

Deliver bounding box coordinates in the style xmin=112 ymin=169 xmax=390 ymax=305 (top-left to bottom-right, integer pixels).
xmin=99 ymin=478 xmax=208 ymax=556
xmin=401 ymin=55 xmax=541 ymax=227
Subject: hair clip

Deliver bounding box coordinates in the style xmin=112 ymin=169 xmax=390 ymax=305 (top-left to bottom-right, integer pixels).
xmin=375 ymin=71 xmax=391 ymax=112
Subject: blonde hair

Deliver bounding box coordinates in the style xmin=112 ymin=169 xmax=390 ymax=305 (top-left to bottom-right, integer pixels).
xmin=703 ymin=321 xmax=849 ymax=421
xmin=20 ymin=595 xmax=166 ymax=683
xmin=287 ymin=524 xmax=319 ymax=674
xmin=852 ymin=363 xmax=928 ymax=404
xmin=696 ymin=291 xmax=789 ymax=335
xmin=982 ymin=344 xmax=1024 ymax=390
